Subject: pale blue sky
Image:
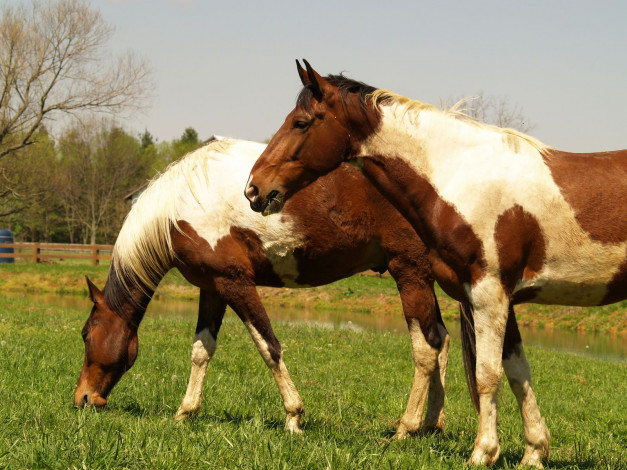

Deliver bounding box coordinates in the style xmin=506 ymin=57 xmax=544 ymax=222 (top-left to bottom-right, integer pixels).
xmin=97 ymin=0 xmax=626 ymax=152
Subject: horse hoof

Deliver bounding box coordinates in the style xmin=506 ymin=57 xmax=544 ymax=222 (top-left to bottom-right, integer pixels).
xmin=392 ymin=422 xmax=418 ymax=440
xmin=467 ymin=444 xmax=500 ymax=467
xmin=174 ymin=409 xmax=192 ymax=422
xmin=284 ymin=414 xmax=303 ymax=434
xmin=520 ymin=448 xmax=547 ymax=468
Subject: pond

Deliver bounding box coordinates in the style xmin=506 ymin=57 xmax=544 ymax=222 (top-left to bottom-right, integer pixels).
xmin=13 ymin=292 xmax=627 ymax=364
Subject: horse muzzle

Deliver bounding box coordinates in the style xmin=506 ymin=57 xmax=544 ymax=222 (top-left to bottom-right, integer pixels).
xmin=74 ymin=386 xmax=108 ymax=408
xmin=245 ymin=184 xmax=284 ymax=216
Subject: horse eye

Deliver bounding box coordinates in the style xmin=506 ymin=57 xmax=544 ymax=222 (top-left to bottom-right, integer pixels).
xmin=293 ymin=120 xmax=310 ymax=130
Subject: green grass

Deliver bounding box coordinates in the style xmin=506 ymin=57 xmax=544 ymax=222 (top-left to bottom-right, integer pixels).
xmin=0 ymin=295 xmax=625 ymax=469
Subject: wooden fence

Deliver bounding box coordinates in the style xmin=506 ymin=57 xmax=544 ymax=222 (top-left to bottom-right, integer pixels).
xmin=0 ymin=242 xmax=114 ymax=265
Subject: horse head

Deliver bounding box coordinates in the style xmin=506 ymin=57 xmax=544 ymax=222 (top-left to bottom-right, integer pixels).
xmin=74 ymin=276 xmax=138 ymax=407
xmin=245 ymin=60 xmax=379 ymax=215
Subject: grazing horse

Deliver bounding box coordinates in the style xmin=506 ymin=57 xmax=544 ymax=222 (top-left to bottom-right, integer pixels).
xmin=245 ymin=60 xmax=627 ymax=467
xmin=75 ymin=138 xmax=463 ymax=436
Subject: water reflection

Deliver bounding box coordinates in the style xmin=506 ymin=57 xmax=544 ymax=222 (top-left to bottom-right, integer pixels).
xmin=11 ymin=292 xmax=627 ymax=363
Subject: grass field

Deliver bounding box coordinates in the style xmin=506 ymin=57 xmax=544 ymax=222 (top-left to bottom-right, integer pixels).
xmin=0 ymin=294 xmax=625 ymax=469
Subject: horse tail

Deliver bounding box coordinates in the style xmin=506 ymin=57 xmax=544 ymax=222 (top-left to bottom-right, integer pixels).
xmin=460 ymin=302 xmax=480 ymax=412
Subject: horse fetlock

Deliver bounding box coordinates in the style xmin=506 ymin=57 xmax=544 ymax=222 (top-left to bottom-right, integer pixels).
xmin=423 ymin=398 xmax=445 ymax=432
xmin=393 ymin=418 xmax=421 ymax=440
xmin=521 ymin=433 xmax=549 ymax=467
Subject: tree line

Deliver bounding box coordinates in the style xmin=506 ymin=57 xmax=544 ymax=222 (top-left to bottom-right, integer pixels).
xmin=0 ymin=123 xmax=202 ymax=244
xmin=0 ymin=0 xmax=156 ymax=245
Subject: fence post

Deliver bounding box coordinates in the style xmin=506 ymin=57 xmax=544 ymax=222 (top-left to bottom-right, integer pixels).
xmin=33 ymin=243 xmax=40 ymax=263
xmin=92 ymin=246 xmax=100 ymax=266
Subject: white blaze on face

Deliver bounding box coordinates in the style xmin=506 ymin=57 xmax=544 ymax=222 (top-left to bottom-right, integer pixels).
xmin=175 ymin=140 xmax=305 ymax=285
xmin=362 ymin=105 xmax=626 ymax=304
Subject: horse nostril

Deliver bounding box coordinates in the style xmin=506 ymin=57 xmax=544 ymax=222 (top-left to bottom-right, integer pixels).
xmin=83 ymin=394 xmax=89 ymax=405
xmin=245 ymin=184 xmax=259 ymax=200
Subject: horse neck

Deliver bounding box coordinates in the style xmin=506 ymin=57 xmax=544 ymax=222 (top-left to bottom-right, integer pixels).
xmin=357 ymin=106 xmax=486 ymax=249
xmin=103 ymin=261 xmax=157 ymax=329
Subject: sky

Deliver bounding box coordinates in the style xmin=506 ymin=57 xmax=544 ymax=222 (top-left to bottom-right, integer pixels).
xmin=93 ymin=0 xmax=627 ymax=152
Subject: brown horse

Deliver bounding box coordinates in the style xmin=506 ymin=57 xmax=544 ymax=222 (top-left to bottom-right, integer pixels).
xmin=245 ymin=61 xmax=627 ymax=467
xmin=76 ymin=137 xmax=466 ymax=436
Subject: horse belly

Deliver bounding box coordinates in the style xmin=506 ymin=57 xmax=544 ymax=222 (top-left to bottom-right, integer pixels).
xmin=513 ymin=265 xmax=625 ymax=306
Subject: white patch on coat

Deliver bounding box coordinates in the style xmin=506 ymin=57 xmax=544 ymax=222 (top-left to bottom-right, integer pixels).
xmin=175 ymin=328 xmax=217 ymax=420
xmin=394 ymin=318 xmax=439 ymax=438
xmin=114 ymin=139 xmax=307 ymax=291
xmin=174 ymin=140 xmax=306 ymax=285
xmin=245 ymin=322 xmax=304 ymax=432
xmin=361 ymin=104 xmax=627 ymax=305
xmin=503 ymin=344 xmax=550 ymax=466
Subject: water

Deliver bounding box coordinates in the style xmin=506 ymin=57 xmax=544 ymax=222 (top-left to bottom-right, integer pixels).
xmin=11 ymin=292 xmax=627 ymax=363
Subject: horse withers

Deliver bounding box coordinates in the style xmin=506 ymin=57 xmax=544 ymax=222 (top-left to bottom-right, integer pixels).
xmin=245 ymin=61 xmax=627 ymax=467
xmin=76 ymin=138 xmax=462 ymax=436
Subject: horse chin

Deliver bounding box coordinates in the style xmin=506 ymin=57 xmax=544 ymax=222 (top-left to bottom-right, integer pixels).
xmin=262 ymin=195 xmax=285 ymax=216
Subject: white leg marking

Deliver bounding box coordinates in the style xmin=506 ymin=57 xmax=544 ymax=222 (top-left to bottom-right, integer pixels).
xmin=175 ymin=328 xmax=217 ymax=421
xmin=423 ymin=323 xmax=450 ymax=432
xmin=468 ymin=278 xmax=509 ymax=466
xmin=246 ymin=323 xmax=304 ymax=433
xmin=394 ymin=319 xmax=440 ymax=439
xmin=504 ymin=344 xmax=550 ymax=468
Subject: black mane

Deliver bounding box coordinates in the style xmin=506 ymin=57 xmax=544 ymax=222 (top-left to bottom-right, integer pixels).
xmin=296 ymin=74 xmax=378 ymax=113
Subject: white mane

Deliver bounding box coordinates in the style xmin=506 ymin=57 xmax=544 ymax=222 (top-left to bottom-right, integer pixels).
xmin=370 ymin=89 xmax=550 ymax=155
xmin=111 ymin=138 xmax=265 ymax=296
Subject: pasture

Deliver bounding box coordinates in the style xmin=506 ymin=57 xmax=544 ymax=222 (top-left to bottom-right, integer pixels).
xmin=0 ymin=291 xmax=625 ymax=469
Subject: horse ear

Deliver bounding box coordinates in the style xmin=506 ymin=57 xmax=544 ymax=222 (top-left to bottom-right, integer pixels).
xmin=85 ymin=275 xmax=103 ymax=305
xmin=300 ymin=59 xmax=324 ymax=101
xmin=296 ymin=59 xmax=308 ymax=85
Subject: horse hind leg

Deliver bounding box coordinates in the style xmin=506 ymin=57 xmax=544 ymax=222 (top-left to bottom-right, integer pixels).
xmin=225 ymin=282 xmax=304 ymax=433
xmin=391 ymin=278 xmax=444 ymax=439
xmin=502 ymin=308 xmax=550 ymax=468
xmin=175 ymin=289 xmax=227 ymax=421
xmin=423 ymin=317 xmax=450 ymax=433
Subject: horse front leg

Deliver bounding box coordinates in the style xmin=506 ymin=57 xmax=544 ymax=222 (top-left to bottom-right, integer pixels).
xmin=468 ymin=278 xmax=510 ymax=466
xmin=502 ymin=307 xmax=550 ymax=468
xmin=175 ymin=288 xmax=227 ymax=421
xmin=390 ymin=274 xmax=447 ymax=439
xmin=224 ymin=280 xmax=304 ymax=434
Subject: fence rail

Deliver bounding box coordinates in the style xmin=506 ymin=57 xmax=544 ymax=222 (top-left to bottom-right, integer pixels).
xmin=0 ymin=242 xmax=113 ymax=265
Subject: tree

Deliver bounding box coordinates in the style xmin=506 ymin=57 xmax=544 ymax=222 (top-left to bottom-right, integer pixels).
xmin=0 ymin=0 xmax=152 ymax=160
xmin=171 ymin=127 xmax=201 ymax=161
xmin=0 ymin=129 xmax=65 ymax=241
xmin=58 ymin=120 xmax=153 ymax=244
xmin=451 ymin=92 xmax=535 ymax=133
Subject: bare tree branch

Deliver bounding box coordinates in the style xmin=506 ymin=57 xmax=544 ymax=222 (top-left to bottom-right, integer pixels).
xmin=0 ymin=0 xmax=153 ymax=160
xmin=450 ymin=92 xmax=535 ymax=133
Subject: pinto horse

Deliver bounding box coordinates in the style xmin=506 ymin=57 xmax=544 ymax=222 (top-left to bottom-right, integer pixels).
xmin=245 ymin=61 xmax=627 ymax=467
xmin=75 ymin=137 xmax=467 ymax=435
